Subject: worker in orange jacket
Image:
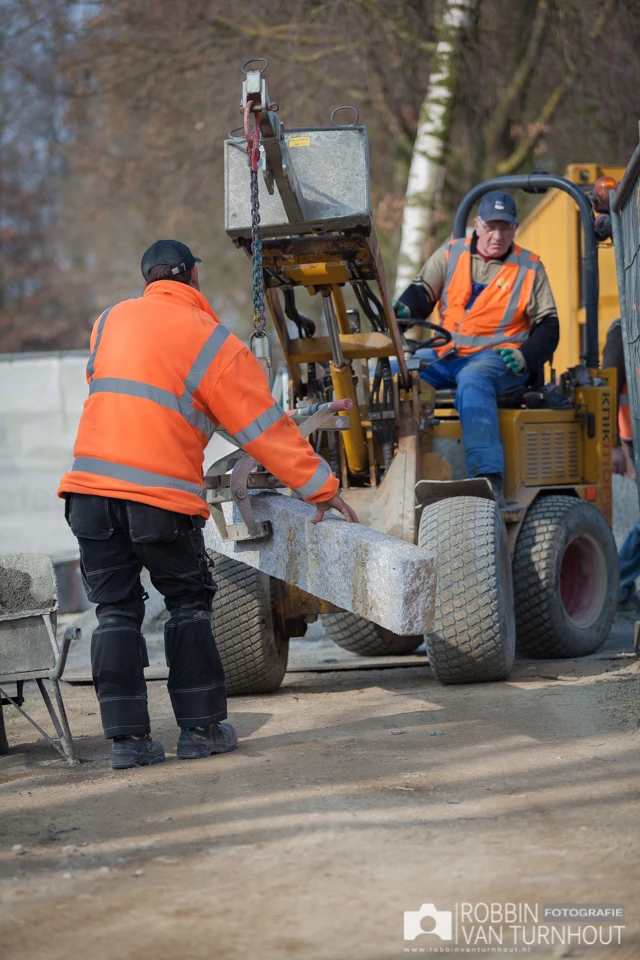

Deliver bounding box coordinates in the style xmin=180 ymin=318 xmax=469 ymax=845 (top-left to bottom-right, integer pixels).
xmin=395 ymin=191 xmax=559 ymax=506
xmin=58 ymin=239 xmax=356 ymax=769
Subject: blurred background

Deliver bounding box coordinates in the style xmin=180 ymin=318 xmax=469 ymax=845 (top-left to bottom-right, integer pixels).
xmin=3 ymin=0 xmax=640 ymax=350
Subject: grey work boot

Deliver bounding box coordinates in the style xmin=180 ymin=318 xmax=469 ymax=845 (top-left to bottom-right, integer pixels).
xmin=110 ymin=734 xmax=166 ymax=769
xmin=177 ymin=722 xmax=238 ymax=760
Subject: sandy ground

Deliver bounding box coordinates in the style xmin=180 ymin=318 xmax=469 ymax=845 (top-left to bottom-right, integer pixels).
xmin=1 ymin=643 xmax=639 ymax=960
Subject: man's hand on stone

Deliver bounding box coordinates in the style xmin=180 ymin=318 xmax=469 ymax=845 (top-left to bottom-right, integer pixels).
xmin=310 ymin=494 xmax=359 ymax=525
xmin=494 ymin=347 xmax=526 ymax=374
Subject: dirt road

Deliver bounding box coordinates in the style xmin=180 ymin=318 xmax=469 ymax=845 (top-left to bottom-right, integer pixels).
xmin=1 ymin=652 xmax=639 ymax=960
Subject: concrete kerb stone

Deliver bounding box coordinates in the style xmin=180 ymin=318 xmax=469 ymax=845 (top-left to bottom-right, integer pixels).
xmin=0 ymin=554 xmax=57 ymax=615
xmin=204 ymin=492 xmax=437 ymax=636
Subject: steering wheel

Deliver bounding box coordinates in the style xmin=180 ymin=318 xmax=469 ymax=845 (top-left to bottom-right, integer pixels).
xmin=399 ymin=318 xmax=452 ymax=352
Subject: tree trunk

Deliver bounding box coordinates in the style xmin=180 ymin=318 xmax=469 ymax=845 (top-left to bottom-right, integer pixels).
xmin=394 ymin=0 xmax=477 ymax=298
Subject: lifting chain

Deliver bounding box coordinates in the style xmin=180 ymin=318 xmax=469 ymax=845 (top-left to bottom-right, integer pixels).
xmin=244 ymin=100 xmax=272 ymax=382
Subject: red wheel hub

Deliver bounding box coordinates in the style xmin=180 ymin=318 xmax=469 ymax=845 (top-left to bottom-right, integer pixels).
xmin=559 ymin=533 xmax=606 ymax=628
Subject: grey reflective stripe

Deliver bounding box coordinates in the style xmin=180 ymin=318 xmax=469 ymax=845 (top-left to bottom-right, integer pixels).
xmin=295 ymin=458 xmax=332 ymax=499
xmin=86 ymin=307 xmax=113 ymax=380
xmin=178 ymin=401 xmax=216 ymax=439
xmin=517 ymin=248 xmax=537 ymax=268
xmin=177 ymin=324 xmax=231 ymax=436
xmin=72 ymin=457 xmax=205 ymax=498
xmin=184 ymin=325 xmax=231 ymax=395
xmin=452 ymin=251 xmax=538 ymax=349
xmin=502 ymin=247 xmax=532 ymax=267
xmin=89 ymin=377 xmax=216 ymax=439
xmin=233 ymin=402 xmax=285 ymax=447
xmin=86 ymin=320 xmax=229 ymax=438
xmin=492 ymin=260 xmax=534 ymax=338
xmin=90 ymin=377 xmax=183 ymax=409
xmin=440 ymin=239 xmax=468 ymax=317
xmin=619 ymin=395 xmax=629 ymax=406
xmin=451 ymin=331 xmax=529 ymax=347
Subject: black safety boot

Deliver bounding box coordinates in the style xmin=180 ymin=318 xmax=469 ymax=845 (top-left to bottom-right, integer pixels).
xmin=110 ymin=734 xmax=166 ymax=769
xmin=177 ymin=722 xmax=238 ymax=760
xmin=478 ymin=473 xmax=505 ymax=508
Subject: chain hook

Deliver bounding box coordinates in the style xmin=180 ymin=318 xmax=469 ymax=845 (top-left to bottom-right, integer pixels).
xmin=243 ymin=100 xmax=269 ymax=382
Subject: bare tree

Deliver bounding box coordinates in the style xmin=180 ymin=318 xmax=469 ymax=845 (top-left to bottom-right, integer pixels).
xmin=394 ymin=0 xmax=477 ymax=296
xmin=3 ymin=0 xmax=640 ymax=352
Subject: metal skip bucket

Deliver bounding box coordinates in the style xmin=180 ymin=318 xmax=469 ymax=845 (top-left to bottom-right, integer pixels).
xmin=0 ymin=553 xmax=79 ymax=763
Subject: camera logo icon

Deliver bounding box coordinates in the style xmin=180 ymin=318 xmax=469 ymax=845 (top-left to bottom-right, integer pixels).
xmin=403 ymin=903 xmax=453 ymax=941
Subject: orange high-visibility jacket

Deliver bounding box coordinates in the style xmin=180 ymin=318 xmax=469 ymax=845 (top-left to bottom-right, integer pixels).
xmin=436 ymin=237 xmax=540 ymax=357
xmin=619 ymin=383 xmax=632 ymax=442
xmin=58 ymin=281 xmax=338 ymax=519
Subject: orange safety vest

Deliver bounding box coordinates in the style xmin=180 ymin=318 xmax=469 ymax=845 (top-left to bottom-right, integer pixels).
xmin=58 ymin=281 xmax=338 ymax=518
xmin=619 ymin=383 xmax=632 ymax=442
xmin=436 ymin=237 xmax=539 ymax=357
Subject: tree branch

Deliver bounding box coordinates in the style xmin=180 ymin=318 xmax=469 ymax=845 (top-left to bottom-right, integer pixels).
xmin=496 ymin=0 xmax=616 ymax=176
xmin=482 ymin=0 xmax=549 ymax=177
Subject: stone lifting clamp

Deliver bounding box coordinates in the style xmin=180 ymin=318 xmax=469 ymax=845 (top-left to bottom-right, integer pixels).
xmin=205 ymin=399 xmax=353 ymax=542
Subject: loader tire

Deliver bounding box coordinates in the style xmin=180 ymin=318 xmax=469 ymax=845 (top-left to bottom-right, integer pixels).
xmin=210 ymin=554 xmax=288 ymax=695
xmin=322 ymin=612 xmax=423 ymax=656
xmin=418 ymin=496 xmax=515 ymax=684
xmin=513 ymin=495 xmax=618 ymax=659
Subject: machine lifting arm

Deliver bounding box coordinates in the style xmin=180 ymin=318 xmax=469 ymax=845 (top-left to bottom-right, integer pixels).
xmin=241 ymin=59 xmax=306 ymax=222
xmin=226 ymin=59 xmax=411 ymax=488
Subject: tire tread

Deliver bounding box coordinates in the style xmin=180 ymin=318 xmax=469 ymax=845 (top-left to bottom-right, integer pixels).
xmin=418 ymin=496 xmax=515 ymax=684
xmin=512 ymin=495 xmax=618 ymax=659
xmin=210 ymin=554 xmax=288 ymax=695
xmin=323 ymin=612 xmax=422 ymax=656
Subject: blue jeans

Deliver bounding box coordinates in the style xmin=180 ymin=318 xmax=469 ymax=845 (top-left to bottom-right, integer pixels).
xmin=397 ymin=349 xmax=527 ymax=477
xmin=618 ymin=519 xmax=640 ymax=601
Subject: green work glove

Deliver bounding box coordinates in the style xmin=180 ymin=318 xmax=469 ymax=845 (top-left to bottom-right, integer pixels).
xmin=392 ymin=299 xmax=411 ymax=320
xmin=494 ymin=347 xmax=526 ymax=374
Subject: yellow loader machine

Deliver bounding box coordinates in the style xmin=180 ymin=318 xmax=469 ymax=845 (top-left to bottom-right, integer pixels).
xmin=517 ymin=163 xmax=624 ymax=375
xmin=207 ymin=61 xmax=618 ymax=693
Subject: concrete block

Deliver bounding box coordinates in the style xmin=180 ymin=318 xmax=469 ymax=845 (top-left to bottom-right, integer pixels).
xmin=0 ymin=553 xmax=57 ymax=681
xmin=0 ymin=358 xmax=61 ymax=414
xmin=0 ymin=553 xmax=57 ymax=614
xmin=204 ymin=493 xmax=437 ymax=635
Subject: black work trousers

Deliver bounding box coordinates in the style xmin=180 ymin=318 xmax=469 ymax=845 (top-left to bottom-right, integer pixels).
xmin=66 ymin=494 xmax=226 ymax=739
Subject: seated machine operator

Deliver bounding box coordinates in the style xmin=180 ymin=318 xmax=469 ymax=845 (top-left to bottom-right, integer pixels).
xmin=395 ymin=190 xmax=560 ymax=505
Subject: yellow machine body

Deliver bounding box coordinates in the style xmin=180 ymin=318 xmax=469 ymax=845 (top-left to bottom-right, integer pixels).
xmin=429 ymin=374 xmax=614 ymax=539
xmin=516 ymin=163 xmax=624 ymax=376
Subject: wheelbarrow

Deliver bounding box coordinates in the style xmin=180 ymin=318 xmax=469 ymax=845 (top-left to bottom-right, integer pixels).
xmin=0 ymin=553 xmax=80 ymax=765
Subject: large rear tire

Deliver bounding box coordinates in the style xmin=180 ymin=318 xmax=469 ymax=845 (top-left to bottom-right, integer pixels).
xmin=323 ymin=612 xmax=423 ymax=656
xmin=418 ymin=496 xmax=515 ymax=684
xmin=512 ymin=495 xmax=618 ymax=658
xmin=210 ymin=554 xmax=288 ymax=695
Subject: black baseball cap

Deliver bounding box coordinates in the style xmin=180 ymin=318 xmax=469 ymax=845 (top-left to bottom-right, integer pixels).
xmin=477 ymin=190 xmax=518 ymax=224
xmin=141 ymin=239 xmax=202 ymax=281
